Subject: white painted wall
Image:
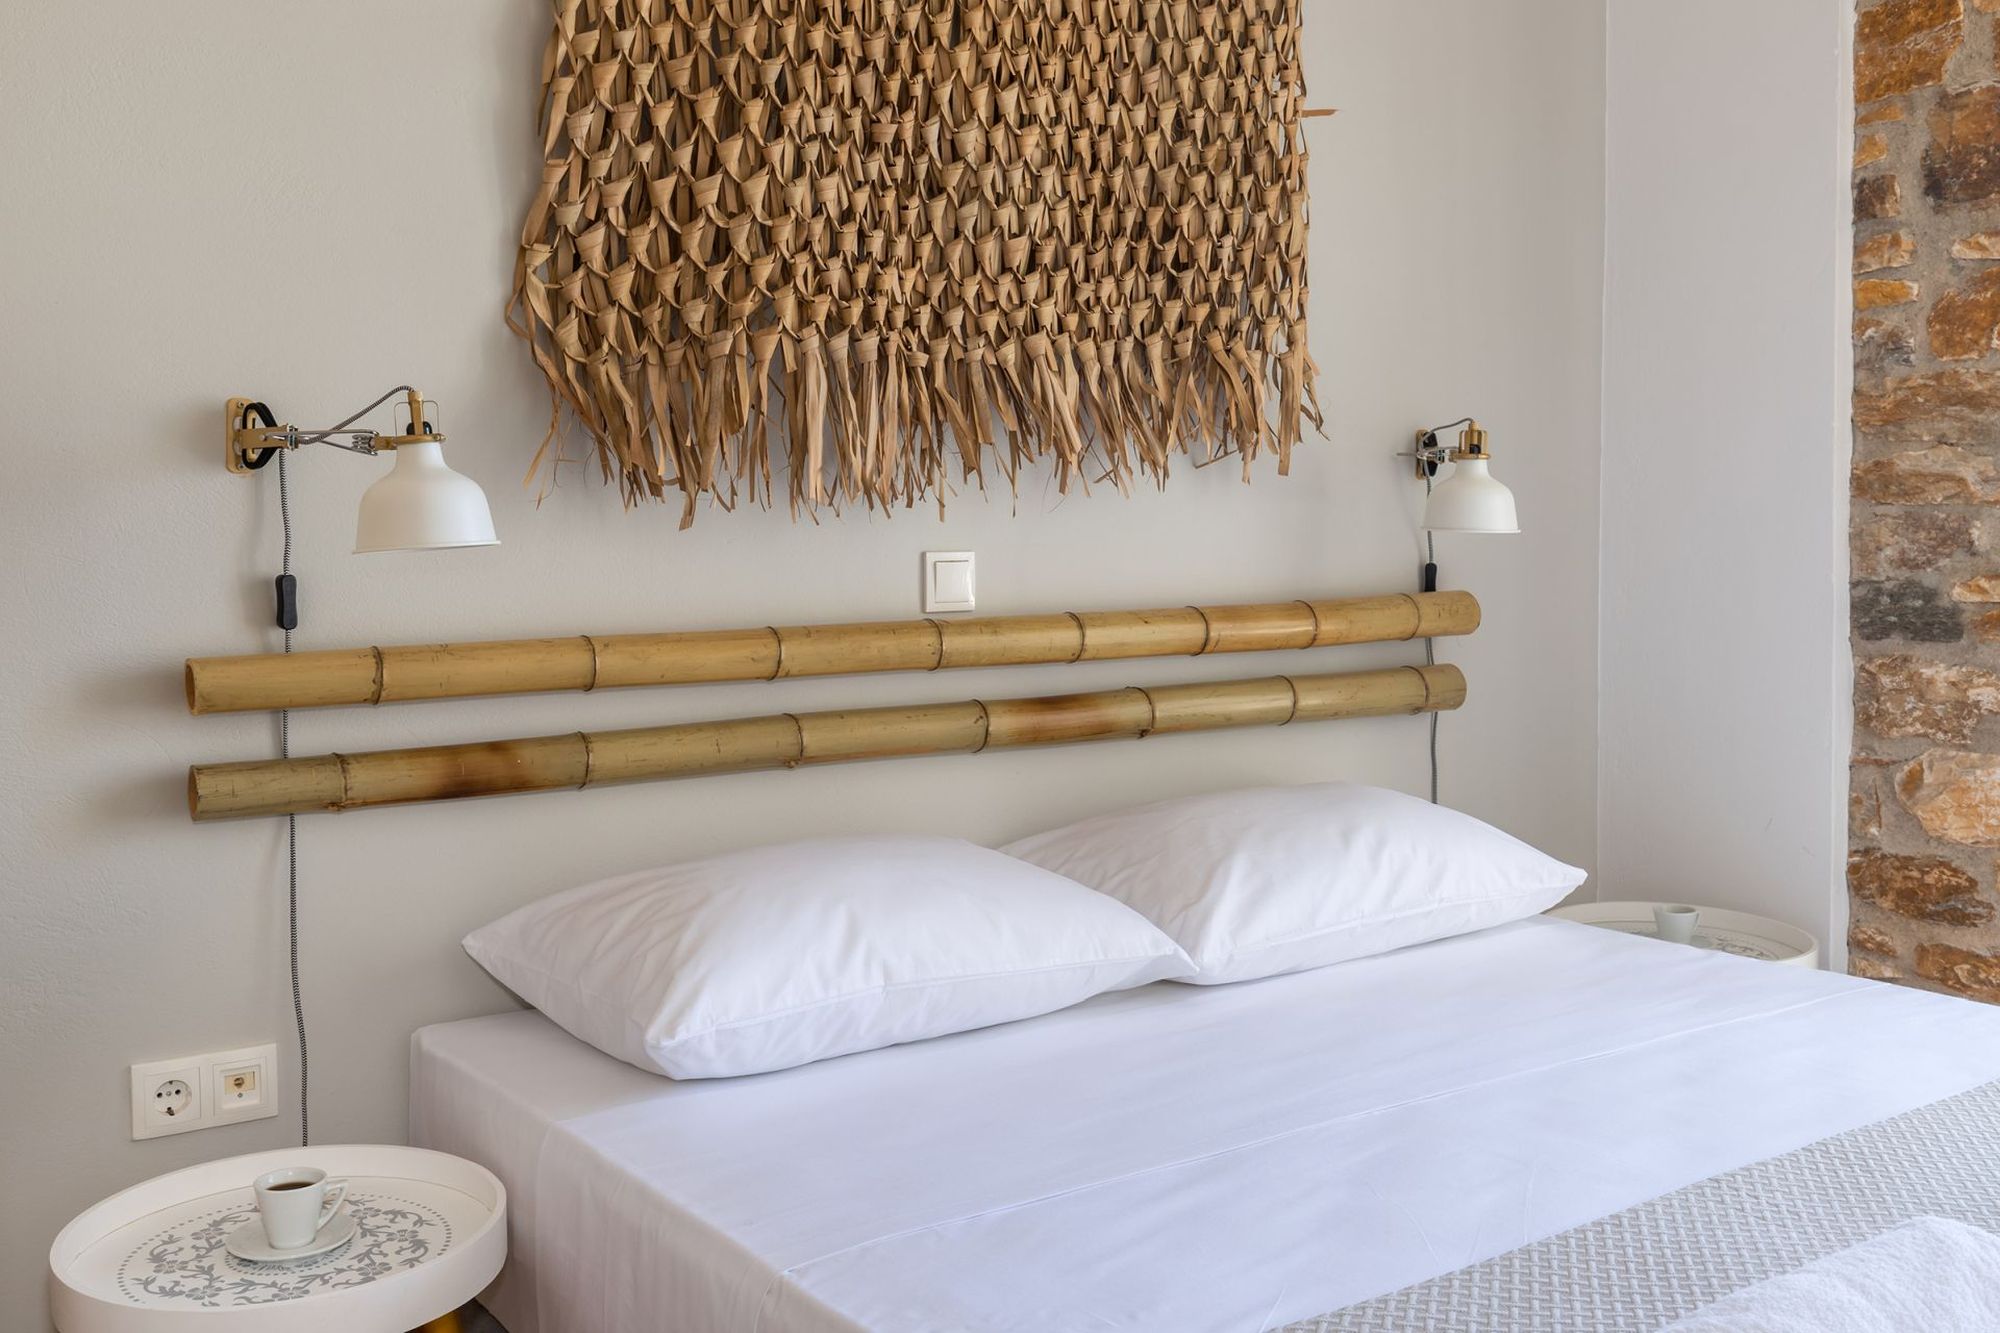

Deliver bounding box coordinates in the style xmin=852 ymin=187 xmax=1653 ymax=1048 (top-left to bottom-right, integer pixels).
xmin=1599 ymin=1 xmax=1854 ymax=964
xmin=0 ymin=1 xmax=1603 ymax=1322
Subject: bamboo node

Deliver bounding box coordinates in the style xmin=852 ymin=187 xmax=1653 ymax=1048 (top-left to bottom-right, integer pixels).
xmin=1293 ymin=600 xmax=1322 ymax=646
xmin=1133 ymin=686 xmax=1159 ymax=739
xmin=1279 ymin=675 xmax=1302 ymax=725
xmin=581 ymin=636 xmax=603 ymax=692
xmin=1189 ymin=605 xmax=1217 ymax=656
xmin=1397 ymin=593 xmax=1423 ymax=641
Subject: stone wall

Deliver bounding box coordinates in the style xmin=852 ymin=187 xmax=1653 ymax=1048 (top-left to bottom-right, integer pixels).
xmin=1852 ymin=0 xmax=2000 ymax=998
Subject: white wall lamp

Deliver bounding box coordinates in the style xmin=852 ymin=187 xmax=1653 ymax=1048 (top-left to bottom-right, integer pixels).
xmin=1407 ymin=417 xmax=1519 ymax=594
xmin=1411 ymin=418 xmax=1519 ymax=538
xmin=225 ymin=386 xmax=499 ymax=554
xmin=1405 ymin=418 xmax=1519 ymax=805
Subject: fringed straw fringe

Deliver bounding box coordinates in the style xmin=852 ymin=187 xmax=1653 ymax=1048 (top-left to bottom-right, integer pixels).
xmin=509 ymin=0 xmax=1323 ymax=526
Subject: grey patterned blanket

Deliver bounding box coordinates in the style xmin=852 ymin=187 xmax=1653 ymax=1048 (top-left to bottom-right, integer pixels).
xmin=1284 ymin=1078 xmax=2000 ymax=1333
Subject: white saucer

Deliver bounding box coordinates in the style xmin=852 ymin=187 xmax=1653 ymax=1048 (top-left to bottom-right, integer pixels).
xmin=223 ymin=1210 xmax=357 ymax=1263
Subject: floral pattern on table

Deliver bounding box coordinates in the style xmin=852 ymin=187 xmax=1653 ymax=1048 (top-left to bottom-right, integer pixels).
xmin=114 ymin=1192 xmax=454 ymax=1307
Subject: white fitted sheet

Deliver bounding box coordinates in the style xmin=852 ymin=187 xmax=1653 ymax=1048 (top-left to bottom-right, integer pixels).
xmin=411 ymin=917 xmax=2000 ymax=1333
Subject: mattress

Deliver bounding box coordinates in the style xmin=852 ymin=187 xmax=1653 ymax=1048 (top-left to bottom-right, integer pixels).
xmin=410 ymin=916 xmax=2000 ymax=1333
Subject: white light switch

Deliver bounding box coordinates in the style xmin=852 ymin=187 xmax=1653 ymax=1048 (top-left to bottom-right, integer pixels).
xmin=923 ymin=551 xmax=976 ymax=613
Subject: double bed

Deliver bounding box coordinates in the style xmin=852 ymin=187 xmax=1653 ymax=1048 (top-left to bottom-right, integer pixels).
xmin=412 ymin=915 xmax=2000 ymax=1332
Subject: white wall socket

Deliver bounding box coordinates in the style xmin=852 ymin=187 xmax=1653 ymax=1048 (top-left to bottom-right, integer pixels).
xmin=131 ymin=1043 xmax=278 ymax=1140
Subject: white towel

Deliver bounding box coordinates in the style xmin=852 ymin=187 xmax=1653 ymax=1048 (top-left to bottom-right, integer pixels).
xmin=1662 ymin=1215 xmax=2000 ymax=1332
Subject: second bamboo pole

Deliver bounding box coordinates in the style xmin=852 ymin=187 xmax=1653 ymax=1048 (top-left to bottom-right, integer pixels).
xmin=189 ymin=664 xmax=1467 ymax=821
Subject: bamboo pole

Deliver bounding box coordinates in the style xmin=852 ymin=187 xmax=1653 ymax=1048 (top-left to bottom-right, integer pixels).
xmin=185 ymin=591 xmax=1479 ymax=715
xmin=188 ymin=664 xmax=1466 ymax=821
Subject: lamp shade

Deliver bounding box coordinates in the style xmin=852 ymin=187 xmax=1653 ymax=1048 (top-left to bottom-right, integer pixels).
xmin=353 ymin=441 xmax=500 ymax=553
xmin=1423 ymin=456 xmax=1519 ymax=534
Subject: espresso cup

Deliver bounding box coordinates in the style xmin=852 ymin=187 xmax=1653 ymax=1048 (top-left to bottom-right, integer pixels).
xmin=253 ymin=1166 xmax=347 ymax=1250
xmin=1653 ymin=904 xmax=1700 ymax=946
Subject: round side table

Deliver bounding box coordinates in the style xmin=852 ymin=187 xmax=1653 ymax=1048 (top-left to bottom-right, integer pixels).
xmin=50 ymin=1144 xmax=505 ymax=1333
xmin=1548 ymin=901 xmax=1821 ymax=969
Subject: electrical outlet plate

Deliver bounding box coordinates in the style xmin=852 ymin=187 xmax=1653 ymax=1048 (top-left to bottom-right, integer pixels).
xmin=131 ymin=1043 xmax=278 ymax=1140
xmin=131 ymin=1057 xmax=207 ymax=1140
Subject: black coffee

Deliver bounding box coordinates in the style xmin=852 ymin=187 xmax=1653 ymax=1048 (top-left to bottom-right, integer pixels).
xmin=267 ymin=1181 xmax=313 ymax=1191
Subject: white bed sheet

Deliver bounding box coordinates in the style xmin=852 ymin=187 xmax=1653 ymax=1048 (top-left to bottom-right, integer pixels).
xmin=411 ymin=917 xmax=2000 ymax=1333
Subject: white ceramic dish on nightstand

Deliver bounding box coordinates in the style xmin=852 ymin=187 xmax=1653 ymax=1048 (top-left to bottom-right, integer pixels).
xmin=222 ymin=1210 xmax=358 ymax=1265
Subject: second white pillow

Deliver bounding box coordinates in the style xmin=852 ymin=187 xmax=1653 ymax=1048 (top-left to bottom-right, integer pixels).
xmin=1002 ymin=783 xmax=1587 ymax=984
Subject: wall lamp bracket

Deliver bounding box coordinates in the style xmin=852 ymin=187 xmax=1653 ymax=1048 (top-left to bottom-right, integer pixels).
xmin=1404 ymin=417 xmax=1489 ymax=481
xmin=225 ymin=388 xmax=442 ymax=474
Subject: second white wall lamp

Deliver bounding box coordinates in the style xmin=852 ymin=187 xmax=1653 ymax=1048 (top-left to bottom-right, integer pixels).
xmin=1405 ymin=417 xmax=1519 ymax=804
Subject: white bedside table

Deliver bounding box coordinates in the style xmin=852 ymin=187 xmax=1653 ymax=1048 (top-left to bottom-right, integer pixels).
xmin=1548 ymin=901 xmax=1821 ymax=969
xmin=49 ymin=1144 xmax=505 ymax=1333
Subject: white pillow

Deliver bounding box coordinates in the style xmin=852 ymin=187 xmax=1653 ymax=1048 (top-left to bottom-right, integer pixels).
xmin=463 ymin=835 xmax=1192 ymax=1079
xmin=1001 ymin=783 xmax=1586 ymax=985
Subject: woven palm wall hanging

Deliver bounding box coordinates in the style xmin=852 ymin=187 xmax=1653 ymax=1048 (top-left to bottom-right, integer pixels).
xmin=510 ymin=0 xmax=1320 ymax=525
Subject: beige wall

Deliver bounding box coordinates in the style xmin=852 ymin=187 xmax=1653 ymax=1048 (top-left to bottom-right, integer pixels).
xmin=0 ymin=2 xmax=1604 ymax=1322
xmin=1599 ymin=0 xmax=1856 ymax=963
